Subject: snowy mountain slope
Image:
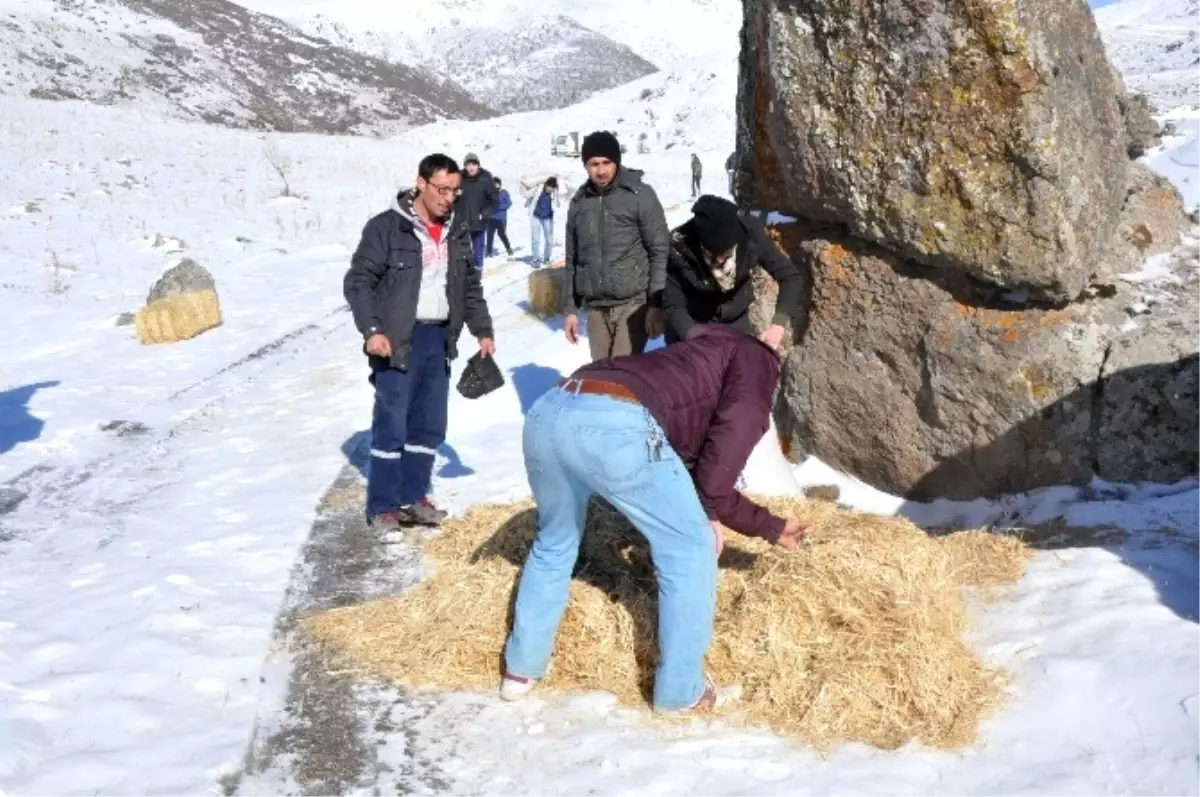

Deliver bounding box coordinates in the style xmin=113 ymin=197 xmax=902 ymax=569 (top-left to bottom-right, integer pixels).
xmin=1096 ymin=0 xmax=1199 ymax=111
xmin=0 ymin=0 xmax=494 ymax=135
xmin=297 ymin=12 xmax=658 ymax=114
xmin=240 ymin=0 xmax=741 ymax=66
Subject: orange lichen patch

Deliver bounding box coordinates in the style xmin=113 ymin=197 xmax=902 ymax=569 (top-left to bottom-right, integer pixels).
xmin=818 ymin=243 xmax=854 ymax=287
xmin=778 ymin=428 xmax=795 ymax=461
xmin=952 ymin=302 xmax=1074 ymax=343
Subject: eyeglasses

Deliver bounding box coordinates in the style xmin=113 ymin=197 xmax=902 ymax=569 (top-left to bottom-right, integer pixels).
xmin=425 ymin=181 xmax=461 ymax=198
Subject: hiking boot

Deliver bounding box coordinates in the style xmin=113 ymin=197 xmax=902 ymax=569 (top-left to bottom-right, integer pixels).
xmin=653 ymin=674 xmax=742 ymax=717
xmin=396 ymin=498 xmax=447 ymax=527
xmin=499 ymin=672 xmax=539 ymax=702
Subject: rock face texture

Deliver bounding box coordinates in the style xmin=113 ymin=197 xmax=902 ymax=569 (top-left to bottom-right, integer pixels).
xmin=136 ymin=259 xmax=223 ymax=345
xmin=737 ymin=0 xmax=1197 ymax=498
xmin=737 ymin=0 xmax=1130 ymax=303
xmin=769 ymin=224 xmax=1197 ymax=499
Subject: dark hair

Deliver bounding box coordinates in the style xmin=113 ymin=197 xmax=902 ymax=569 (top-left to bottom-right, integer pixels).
xmin=494 ymin=177 xmax=502 ymax=186
xmin=418 ymin=153 xmax=460 ymax=181
xmin=544 ymin=177 xmax=558 ymax=189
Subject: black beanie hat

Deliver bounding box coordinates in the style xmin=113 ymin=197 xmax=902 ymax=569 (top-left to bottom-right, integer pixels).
xmin=581 ymin=131 xmax=621 ymax=166
xmin=691 ymin=195 xmax=742 ymax=253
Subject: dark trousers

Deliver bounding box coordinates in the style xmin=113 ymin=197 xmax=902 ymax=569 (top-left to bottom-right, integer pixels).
xmin=486 ymin=218 xmax=512 ymax=256
xmin=470 ymin=230 xmax=487 ymax=269
xmin=366 ymin=323 xmax=450 ymax=516
xmin=691 ymin=174 xmax=701 ymax=196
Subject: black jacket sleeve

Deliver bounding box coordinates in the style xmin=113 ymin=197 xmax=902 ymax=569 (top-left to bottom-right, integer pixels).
xmin=344 ymin=216 xmax=389 ymax=337
xmin=480 ymin=173 xmax=498 ymax=222
xmin=463 ymin=253 xmax=494 ymax=340
xmin=638 ymin=185 xmax=670 ymax=307
xmin=663 ymin=260 xmax=696 ymax=341
xmin=747 ymin=218 xmax=805 ymax=327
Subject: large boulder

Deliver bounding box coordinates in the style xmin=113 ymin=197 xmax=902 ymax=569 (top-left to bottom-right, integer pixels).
xmin=736 ymin=0 xmax=1130 ymax=302
xmin=769 ymin=223 xmax=1198 ymax=499
xmin=135 ymin=258 xmax=223 ymax=345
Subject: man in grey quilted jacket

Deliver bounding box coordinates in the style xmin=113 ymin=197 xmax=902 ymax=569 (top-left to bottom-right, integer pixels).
xmin=562 ymin=131 xmax=670 ymax=360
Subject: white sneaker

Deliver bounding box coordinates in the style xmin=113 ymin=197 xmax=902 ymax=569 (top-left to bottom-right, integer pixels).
xmin=500 ymin=673 xmax=539 ymax=701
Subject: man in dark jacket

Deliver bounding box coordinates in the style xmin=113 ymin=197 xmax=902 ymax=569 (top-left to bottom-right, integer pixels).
xmin=486 ymin=177 xmax=513 ymax=257
xmin=343 ymin=153 xmax=495 ymax=529
xmin=664 ymin=195 xmax=806 ymax=351
xmin=690 ymin=153 xmax=702 ymax=197
xmin=562 ymin=131 xmax=670 ymax=361
xmin=499 ymin=325 xmax=805 ymax=711
xmin=458 ymin=152 xmax=497 ymax=269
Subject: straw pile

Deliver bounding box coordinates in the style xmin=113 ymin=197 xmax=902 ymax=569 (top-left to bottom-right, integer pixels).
xmin=135 ymin=290 xmax=223 ymax=344
xmin=303 ymin=496 xmax=1029 ymax=750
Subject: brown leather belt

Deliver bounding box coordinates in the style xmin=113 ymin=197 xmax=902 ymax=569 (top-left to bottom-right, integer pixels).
xmin=558 ymin=377 xmax=641 ymax=406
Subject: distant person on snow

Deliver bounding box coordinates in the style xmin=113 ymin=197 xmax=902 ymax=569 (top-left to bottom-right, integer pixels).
xmin=487 ymin=177 xmax=514 ymax=258
xmin=459 ymin=152 xmax=497 ymax=269
xmin=529 ymin=177 xmax=558 ymax=266
xmin=343 ymin=153 xmax=496 ymax=530
xmin=563 ymin=131 xmax=670 ymax=361
xmin=691 ymin=153 xmax=702 ymax=197
xmin=499 ymin=325 xmax=806 ymax=709
xmin=663 ymin=195 xmax=806 ymax=352
xmin=725 ymin=151 xmax=737 ymax=196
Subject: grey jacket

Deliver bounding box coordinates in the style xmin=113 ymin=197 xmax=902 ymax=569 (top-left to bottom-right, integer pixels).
xmin=343 ymin=191 xmax=493 ymax=370
xmin=562 ymin=167 xmax=669 ymax=314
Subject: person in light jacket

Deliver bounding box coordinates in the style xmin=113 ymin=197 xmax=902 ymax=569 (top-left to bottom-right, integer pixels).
xmin=529 ymin=177 xmax=558 ymax=266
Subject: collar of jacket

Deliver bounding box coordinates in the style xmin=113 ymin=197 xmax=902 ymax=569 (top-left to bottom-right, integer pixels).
xmin=575 ymin=166 xmax=645 ymax=202
xmin=392 ymin=190 xmax=460 ymax=234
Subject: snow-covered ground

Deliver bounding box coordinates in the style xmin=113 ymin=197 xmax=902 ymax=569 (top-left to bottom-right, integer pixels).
xmin=1 ymin=0 xmax=1198 ymax=791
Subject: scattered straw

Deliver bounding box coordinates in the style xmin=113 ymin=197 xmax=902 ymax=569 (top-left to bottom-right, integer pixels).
xmin=303 ymin=496 xmax=1029 ymax=750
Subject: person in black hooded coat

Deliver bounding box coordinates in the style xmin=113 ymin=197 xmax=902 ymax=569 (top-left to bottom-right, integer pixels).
xmin=662 ymin=195 xmax=806 ymax=351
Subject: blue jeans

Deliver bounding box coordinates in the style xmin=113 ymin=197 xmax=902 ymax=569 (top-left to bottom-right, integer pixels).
xmin=470 ymin=230 xmax=486 ymax=269
xmin=531 ymin=216 xmax=553 ymax=263
xmin=504 ymin=385 xmax=717 ymax=710
xmin=366 ymin=323 xmax=449 ymax=516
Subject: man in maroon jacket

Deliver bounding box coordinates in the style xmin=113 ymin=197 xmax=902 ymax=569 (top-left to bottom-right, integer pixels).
xmin=500 ymin=324 xmax=805 ymax=712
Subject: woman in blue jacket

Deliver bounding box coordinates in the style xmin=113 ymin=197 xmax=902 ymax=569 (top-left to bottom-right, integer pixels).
xmin=486 ymin=177 xmax=513 ymax=257
xmin=529 ymin=177 xmax=558 ymax=266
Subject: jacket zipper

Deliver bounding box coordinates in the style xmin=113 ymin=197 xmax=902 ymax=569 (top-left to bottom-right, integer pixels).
xmin=598 ymin=194 xmax=605 ymax=294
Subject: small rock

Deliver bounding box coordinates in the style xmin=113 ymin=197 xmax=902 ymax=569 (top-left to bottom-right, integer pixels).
xmin=115 ymin=311 xmax=136 ymax=327
xmin=98 ymin=420 xmax=150 ymax=437
xmin=804 ymin=485 xmax=841 ymax=503
xmin=0 ymin=487 xmax=27 ymax=516
xmin=146 ymin=258 xmax=216 ymax=305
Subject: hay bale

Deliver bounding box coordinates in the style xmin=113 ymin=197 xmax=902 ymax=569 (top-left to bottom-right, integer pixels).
xmin=527 ymin=267 xmax=567 ymax=319
xmin=303 ymin=497 xmax=1029 ymax=750
xmin=135 ymin=290 xmax=223 ymax=344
